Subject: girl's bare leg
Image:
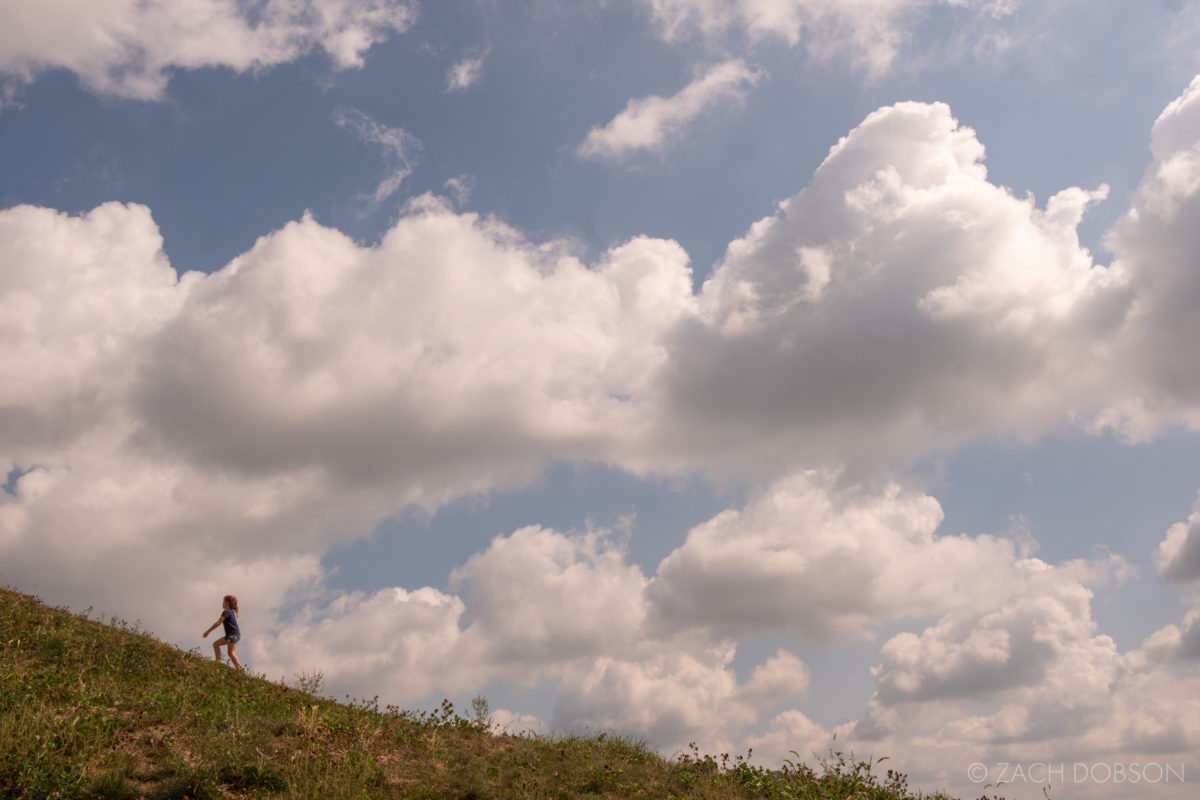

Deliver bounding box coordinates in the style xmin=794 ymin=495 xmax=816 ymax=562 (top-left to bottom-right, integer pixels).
xmin=228 ymin=642 xmax=243 ymax=671
xmin=213 ymin=637 xmax=227 ymax=662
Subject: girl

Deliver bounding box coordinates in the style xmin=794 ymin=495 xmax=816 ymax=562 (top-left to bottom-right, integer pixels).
xmin=203 ymin=595 xmax=243 ymax=671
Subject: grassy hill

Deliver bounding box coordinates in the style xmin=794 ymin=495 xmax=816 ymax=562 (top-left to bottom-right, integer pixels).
xmin=0 ymin=587 xmax=1005 ymax=800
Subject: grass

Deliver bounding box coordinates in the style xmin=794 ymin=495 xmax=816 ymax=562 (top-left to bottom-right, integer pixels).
xmin=0 ymin=587 xmax=1012 ymax=799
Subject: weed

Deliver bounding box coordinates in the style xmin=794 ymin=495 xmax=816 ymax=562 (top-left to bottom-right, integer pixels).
xmin=218 ymin=762 xmax=287 ymax=792
xmin=85 ymin=769 xmax=138 ymax=800
xmin=148 ymin=770 xmax=219 ymax=800
xmin=471 ymin=694 xmax=492 ymax=729
xmin=295 ymin=669 xmax=325 ymax=697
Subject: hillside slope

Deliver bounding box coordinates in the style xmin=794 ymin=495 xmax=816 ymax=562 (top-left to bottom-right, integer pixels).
xmin=0 ymin=588 xmax=997 ymax=799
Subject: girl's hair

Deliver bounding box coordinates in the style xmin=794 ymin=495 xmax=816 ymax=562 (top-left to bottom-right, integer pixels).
xmin=223 ymin=595 xmax=239 ymax=616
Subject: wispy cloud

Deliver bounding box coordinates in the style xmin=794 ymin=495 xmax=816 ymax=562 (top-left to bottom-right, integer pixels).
xmin=334 ymin=107 xmax=421 ymax=213
xmin=443 ymin=175 xmax=476 ymax=206
xmin=641 ymin=0 xmax=1024 ymax=79
xmin=577 ymin=60 xmax=763 ymax=161
xmin=446 ymin=51 xmax=489 ymax=92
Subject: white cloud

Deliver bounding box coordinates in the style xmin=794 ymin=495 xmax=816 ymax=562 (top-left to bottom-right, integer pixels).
xmin=0 ymin=203 xmax=185 ymax=458
xmin=250 ymin=518 xmax=814 ymax=752
xmin=649 ymin=99 xmax=1127 ymax=479
xmin=451 ymin=525 xmax=649 ymax=664
xmin=0 ymin=450 xmax=331 ymax=644
xmin=443 ymin=175 xmax=475 ymax=206
xmin=0 ymin=197 xmax=693 ymax=643
xmin=839 ymin=582 xmax=1200 ymax=800
xmin=334 ymin=107 xmax=421 ymax=212
xmin=807 ymin=499 xmax=1200 ymax=796
xmin=869 ymin=572 xmax=1116 ymax=705
xmin=740 ymin=709 xmax=838 ymax=769
xmin=639 ymin=0 xmax=1023 ymax=78
xmin=8 ymin=84 xmax=1191 ymax=583
xmin=1156 ymin=494 xmax=1200 ymax=584
xmin=488 ymin=709 xmax=547 ymax=737
xmin=1093 ymin=75 xmax=1200 ymax=439
xmin=577 ymin=60 xmax=763 ymax=161
xmin=0 ymin=0 xmax=417 ymax=100
xmin=736 ymin=648 xmax=810 ymax=707
xmin=128 ymin=199 xmax=694 ymax=501
xmin=1142 ymin=607 xmax=1200 ymax=664
xmin=243 ymin=474 xmax=1105 ymax=754
xmin=251 ymin=585 xmax=480 ymax=698
xmin=1146 ymin=500 xmax=1200 ymax=663
xmin=446 ymin=52 xmax=488 ymax=92
xmin=244 ymin=474 xmax=998 ymax=749
xmin=550 ymin=648 xmax=752 ymax=752
xmin=648 ymin=471 xmax=1025 ymax=640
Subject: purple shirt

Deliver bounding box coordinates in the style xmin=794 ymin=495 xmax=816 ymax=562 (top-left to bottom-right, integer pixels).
xmin=221 ymin=608 xmax=240 ymax=638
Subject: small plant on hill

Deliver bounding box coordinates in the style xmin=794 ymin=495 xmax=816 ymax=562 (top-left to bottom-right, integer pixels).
xmin=294 ymin=669 xmax=325 ymax=697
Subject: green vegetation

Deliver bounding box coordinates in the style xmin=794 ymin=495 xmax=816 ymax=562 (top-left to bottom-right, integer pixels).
xmin=0 ymin=588 xmax=1009 ymax=799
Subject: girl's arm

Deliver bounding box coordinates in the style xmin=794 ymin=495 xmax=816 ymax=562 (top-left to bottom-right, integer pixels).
xmin=203 ymin=617 xmax=223 ymax=637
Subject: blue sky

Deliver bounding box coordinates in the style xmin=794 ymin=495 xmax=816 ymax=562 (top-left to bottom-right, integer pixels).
xmin=4 ymin=1 xmax=1200 ymax=798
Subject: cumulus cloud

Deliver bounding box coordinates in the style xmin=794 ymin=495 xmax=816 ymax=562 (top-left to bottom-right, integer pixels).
xmin=815 ymin=494 xmax=1200 ymax=793
xmin=248 ymin=474 xmax=1077 ymax=753
xmin=839 ymin=597 xmax=1200 ymax=800
xmin=650 ymin=99 xmax=1127 ymax=479
xmin=0 ymin=0 xmax=415 ymax=100
xmin=648 ymin=471 xmax=1024 ymax=640
xmin=0 ymin=203 xmax=185 ymax=458
xmin=5 ymin=84 xmax=1179 ymax=566
xmin=1142 ymin=607 xmax=1200 ymax=664
xmin=239 ymin=470 xmax=1200 ymax=791
xmin=1143 ymin=500 xmax=1200 ymax=664
xmin=577 ymin=60 xmax=762 ymax=160
xmin=1155 ymin=494 xmax=1200 ymax=583
xmin=251 ymin=518 xmax=816 ymax=753
xmin=736 ymin=648 xmax=810 ymax=707
xmin=551 ymin=648 xmax=752 ymax=751
xmin=450 ymin=525 xmax=648 ymax=664
xmin=777 ymin=543 xmax=1197 ymax=799
xmin=870 ymin=570 xmax=1118 ymax=706
xmin=245 ymin=473 xmax=1007 ymax=742
xmin=251 ymin=585 xmax=479 ymax=699
xmin=741 ymin=709 xmax=837 ymax=768
xmin=0 ymin=83 xmax=1181 ymax=627
xmin=449 ymin=524 xmax=812 ymax=753
xmin=639 ymin=0 xmax=1021 ymax=78
xmin=129 ymin=198 xmax=694 ymax=500
xmin=0 ymin=197 xmax=692 ymax=642
xmin=0 ymin=452 xmax=331 ymax=640
xmin=1095 ymin=75 xmax=1200 ymax=439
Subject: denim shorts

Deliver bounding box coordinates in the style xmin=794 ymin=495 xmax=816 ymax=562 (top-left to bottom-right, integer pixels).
xmin=225 ymin=633 xmax=241 ymax=644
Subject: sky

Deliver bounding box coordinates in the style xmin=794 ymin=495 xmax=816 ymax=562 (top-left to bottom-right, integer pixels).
xmin=3 ymin=1 xmax=1200 ymax=797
